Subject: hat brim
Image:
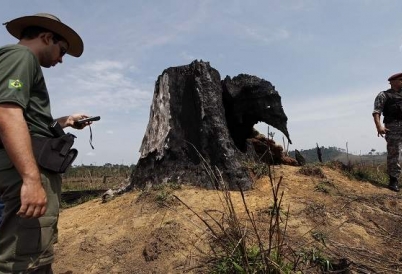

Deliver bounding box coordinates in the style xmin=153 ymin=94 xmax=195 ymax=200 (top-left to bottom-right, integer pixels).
xmin=5 ymin=15 xmax=83 ymax=57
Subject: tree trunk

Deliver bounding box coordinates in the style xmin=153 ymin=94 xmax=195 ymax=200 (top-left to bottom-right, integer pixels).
xmin=130 ymin=60 xmax=290 ymax=191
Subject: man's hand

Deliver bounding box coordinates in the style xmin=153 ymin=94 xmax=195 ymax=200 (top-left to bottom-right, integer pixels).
xmin=373 ymin=113 xmax=388 ymax=137
xmin=376 ymin=125 xmax=389 ymax=137
xmin=17 ymin=179 xmax=47 ymax=218
xmin=56 ymin=113 xmax=90 ymax=129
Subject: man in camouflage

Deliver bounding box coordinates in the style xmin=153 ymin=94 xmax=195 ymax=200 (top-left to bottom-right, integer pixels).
xmin=373 ymin=72 xmax=402 ymax=192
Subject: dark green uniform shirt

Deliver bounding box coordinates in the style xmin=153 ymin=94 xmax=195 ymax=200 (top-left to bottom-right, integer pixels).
xmin=0 ymin=44 xmax=53 ymax=137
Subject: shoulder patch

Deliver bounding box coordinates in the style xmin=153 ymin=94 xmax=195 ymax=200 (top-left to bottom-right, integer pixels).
xmin=8 ymin=79 xmax=23 ymax=90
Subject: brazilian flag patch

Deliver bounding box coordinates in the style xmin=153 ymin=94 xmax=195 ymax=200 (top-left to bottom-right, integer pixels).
xmin=8 ymin=79 xmax=23 ymax=90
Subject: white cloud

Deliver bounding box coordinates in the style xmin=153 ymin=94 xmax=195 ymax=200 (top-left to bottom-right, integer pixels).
xmin=56 ymin=60 xmax=153 ymax=111
xmin=180 ymin=51 xmax=196 ymax=61
xmin=285 ymin=87 xmax=380 ymax=123
xmin=279 ymin=0 xmax=314 ymax=11
xmin=243 ymin=26 xmax=290 ymax=44
xmin=80 ymin=60 xmax=124 ymax=72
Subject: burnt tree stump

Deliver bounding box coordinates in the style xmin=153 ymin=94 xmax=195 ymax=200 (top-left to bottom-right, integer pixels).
xmin=223 ymin=74 xmax=291 ymax=152
xmin=130 ymin=60 xmax=290 ymax=190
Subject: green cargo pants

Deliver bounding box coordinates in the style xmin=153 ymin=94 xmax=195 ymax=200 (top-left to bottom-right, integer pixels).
xmin=0 ymin=149 xmax=61 ymax=274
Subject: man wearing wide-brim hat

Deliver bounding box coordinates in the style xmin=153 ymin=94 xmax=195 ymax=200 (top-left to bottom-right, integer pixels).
xmin=0 ymin=13 xmax=91 ymax=273
xmin=373 ymin=72 xmax=402 ymax=192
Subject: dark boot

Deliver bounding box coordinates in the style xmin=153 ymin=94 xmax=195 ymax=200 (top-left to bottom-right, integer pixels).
xmin=389 ymin=176 xmax=400 ymax=192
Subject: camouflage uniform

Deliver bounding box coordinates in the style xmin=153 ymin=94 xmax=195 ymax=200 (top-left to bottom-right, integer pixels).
xmin=0 ymin=199 xmax=3 ymax=224
xmin=373 ymin=90 xmax=402 ymax=178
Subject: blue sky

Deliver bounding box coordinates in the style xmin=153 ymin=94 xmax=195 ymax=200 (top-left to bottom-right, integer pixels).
xmin=1 ymin=0 xmax=402 ymax=165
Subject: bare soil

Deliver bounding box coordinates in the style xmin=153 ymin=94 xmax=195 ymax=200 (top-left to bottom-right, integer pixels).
xmin=53 ymin=164 xmax=402 ymax=274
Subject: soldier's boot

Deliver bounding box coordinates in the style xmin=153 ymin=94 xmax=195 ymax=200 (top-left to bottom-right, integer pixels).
xmin=389 ymin=176 xmax=400 ymax=192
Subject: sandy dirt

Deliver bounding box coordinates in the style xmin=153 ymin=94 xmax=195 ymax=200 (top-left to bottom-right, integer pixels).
xmin=53 ymin=164 xmax=402 ymax=273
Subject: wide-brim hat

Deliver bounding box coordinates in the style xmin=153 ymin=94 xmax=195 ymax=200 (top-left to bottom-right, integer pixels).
xmin=4 ymin=13 xmax=83 ymax=57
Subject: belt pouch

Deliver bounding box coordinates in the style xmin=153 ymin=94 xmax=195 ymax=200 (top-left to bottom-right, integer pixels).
xmin=31 ymin=134 xmax=78 ymax=173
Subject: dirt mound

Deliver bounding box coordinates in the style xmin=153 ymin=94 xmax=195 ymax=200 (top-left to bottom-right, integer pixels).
xmin=53 ymin=165 xmax=402 ymax=273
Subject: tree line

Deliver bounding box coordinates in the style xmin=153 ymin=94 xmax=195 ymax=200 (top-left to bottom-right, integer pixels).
xmin=63 ymin=164 xmax=135 ymax=178
xmin=289 ymin=146 xmax=387 ymax=164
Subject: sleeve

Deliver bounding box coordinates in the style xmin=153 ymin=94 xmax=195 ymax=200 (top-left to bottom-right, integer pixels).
xmin=372 ymin=91 xmax=386 ymax=115
xmin=0 ymin=49 xmax=37 ymax=109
